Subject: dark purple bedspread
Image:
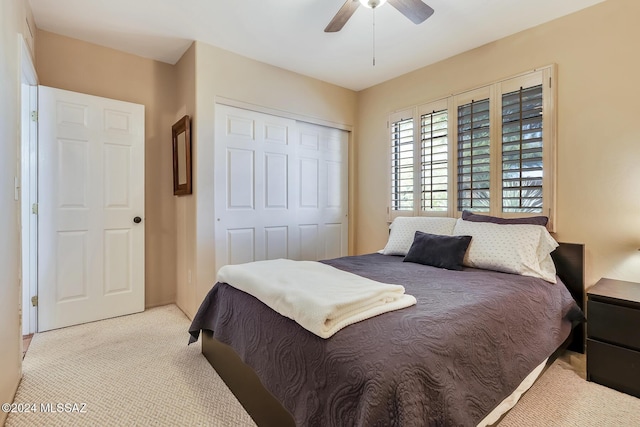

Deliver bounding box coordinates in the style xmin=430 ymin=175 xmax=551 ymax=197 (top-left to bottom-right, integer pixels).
xmin=189 ymin=254 xmax=583 ymax=426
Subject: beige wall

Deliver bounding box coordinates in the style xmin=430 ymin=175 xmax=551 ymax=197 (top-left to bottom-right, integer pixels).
xmin=174 ymin=44 xmax=197 ymax=317
xmin=0 ymin=0 xmax=34 ymax=421
xmin=36 ymin=30 xmax=178 ymax=308
xmin=175 ymin=42 xmax=358 ymax=317
xmin=355 ymin=0 xmax=640 ymax=288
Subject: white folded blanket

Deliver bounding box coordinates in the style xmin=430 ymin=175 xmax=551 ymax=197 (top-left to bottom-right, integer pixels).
xmin=217 ymin=259 xmax=417 ymax=339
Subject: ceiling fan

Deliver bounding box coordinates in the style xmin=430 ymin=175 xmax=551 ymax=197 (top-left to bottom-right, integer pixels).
xmin=325 ymin=0 xmax=435 ymax=33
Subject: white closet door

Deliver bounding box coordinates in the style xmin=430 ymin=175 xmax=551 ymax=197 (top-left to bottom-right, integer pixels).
xmin=38 ymin=86 xmax=145 ymax=331
xmin=214 ymin=104 xmax=348 ymax=269
xmin=295 ymin=121 xmax=348 ymax=261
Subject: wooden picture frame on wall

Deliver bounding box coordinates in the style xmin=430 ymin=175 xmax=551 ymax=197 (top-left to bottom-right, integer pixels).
xmin=172 ymin=115 xmax=192 ymax=196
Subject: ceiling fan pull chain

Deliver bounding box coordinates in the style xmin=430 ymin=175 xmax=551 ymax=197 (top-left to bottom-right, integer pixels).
xmin=372 ymin=8 xmax=376 ymax=66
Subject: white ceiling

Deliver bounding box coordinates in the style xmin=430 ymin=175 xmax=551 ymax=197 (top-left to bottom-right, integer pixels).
xmin=28 ymin=0 xmax=604 ymax=91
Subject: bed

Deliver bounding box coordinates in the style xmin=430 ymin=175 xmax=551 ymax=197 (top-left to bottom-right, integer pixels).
xmin=189 ymin=218 xmax=585 ymax=427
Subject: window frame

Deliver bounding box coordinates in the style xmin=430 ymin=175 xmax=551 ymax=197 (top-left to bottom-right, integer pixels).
xmin=388 ymin=65 xmax=557 ymax=230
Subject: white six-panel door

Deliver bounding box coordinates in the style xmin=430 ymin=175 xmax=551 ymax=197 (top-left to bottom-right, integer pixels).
xmin=38 ymin=86 xmax=145 ymax=331
xmin=214 ymin=104 xmax=348 ymax=269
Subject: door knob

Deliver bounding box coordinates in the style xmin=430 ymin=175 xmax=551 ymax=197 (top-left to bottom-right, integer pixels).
xmin=133 ymin=216 xmax=142 ymax=224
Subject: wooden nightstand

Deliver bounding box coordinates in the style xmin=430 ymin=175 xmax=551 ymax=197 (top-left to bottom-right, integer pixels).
xmin=586 ymin=278 xmax=640 ymax=398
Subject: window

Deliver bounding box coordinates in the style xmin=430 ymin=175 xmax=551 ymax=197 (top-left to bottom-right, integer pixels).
xmin=388 ymin=66 xmax=556 ymax=229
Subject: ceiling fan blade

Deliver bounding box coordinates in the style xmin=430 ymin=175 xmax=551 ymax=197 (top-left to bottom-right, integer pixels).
xmin=387 ymin=0 xmax=434 ymax=24
xmin=324 ymin=0 xmax=361 ymax=33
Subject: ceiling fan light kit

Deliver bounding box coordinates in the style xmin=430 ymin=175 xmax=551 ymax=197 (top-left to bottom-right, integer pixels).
xmin=359 ymin=0 xmax=387 ymax=9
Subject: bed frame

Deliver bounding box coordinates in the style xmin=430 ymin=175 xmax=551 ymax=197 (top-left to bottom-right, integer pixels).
xmin=201 ymin=242 xmax=585 ymax=427
xmin=550 ymin=242 xmax=585 ymax=353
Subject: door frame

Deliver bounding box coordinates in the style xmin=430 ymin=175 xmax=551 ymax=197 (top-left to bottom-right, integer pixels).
xmin=20 ymin=35 xmax=38 ymax=335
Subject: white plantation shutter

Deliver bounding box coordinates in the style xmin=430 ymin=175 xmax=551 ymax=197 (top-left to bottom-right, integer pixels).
xmin=390 ymin=110 xmax=414 ymax=215
xmin=420 ymin=108 xmax=449 ymax=212
xmin=456 ymin=98 xmax=491 ymax=212
xmin=501 ymin=84 xmax=544 ymax=213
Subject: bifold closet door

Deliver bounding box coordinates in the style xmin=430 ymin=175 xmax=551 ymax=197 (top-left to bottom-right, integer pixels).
xmin=214 ymin=104 xmax=348 ymax=269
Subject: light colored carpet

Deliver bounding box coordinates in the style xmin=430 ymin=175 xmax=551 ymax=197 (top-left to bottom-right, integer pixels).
xmin=6 ymin=305 xmax=640 ymax=426
xmin=6 ymin=305 xmax=255 ymax=427
xmin=500 ymin=353 xmax=640 ymax=426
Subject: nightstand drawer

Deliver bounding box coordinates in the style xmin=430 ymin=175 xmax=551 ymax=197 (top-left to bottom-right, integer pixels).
xmin=587 ymin=300 xmax=640 ymax=350
xmin=587 ymin=339 xmax=640 ymax=398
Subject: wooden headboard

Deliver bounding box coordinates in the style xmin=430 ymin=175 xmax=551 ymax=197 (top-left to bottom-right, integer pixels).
xmin=551 ymin=242 xmax=585 ymax=353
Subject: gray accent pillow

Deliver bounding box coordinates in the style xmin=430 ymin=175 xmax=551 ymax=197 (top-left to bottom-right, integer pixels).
xmin=461 ymin=210 xmax=548 ymax=226
xmin=403 ymin=231 xmax=472 ymax=271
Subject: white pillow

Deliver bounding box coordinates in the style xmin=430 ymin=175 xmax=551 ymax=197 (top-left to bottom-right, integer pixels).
xmin=452 ymin=218 xmax=559 ymax=283
xmin=382 ymin=217 xmax=458 ymax=256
